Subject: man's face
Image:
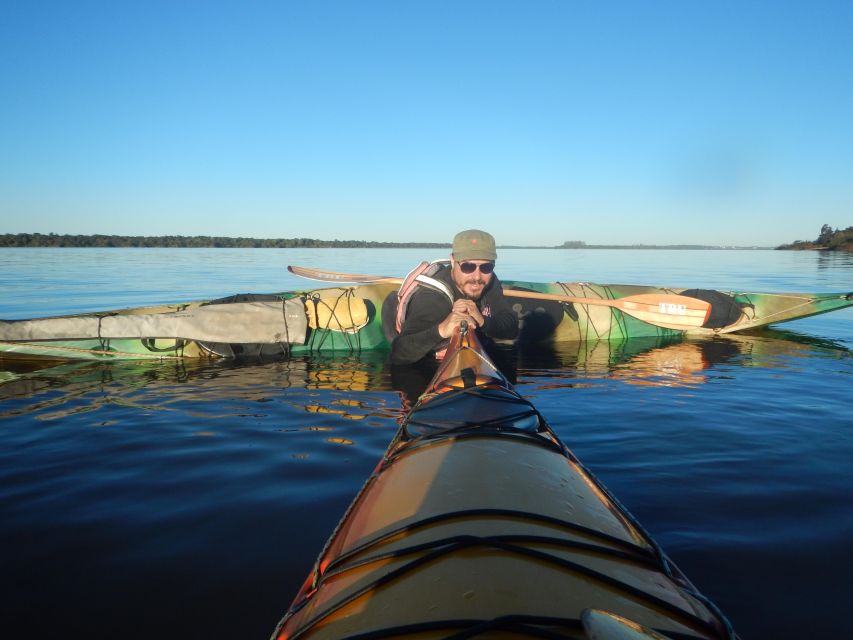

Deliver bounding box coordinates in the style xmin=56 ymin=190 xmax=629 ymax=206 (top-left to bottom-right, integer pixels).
xmin=451 ymin=258 xmax=495 ymax=300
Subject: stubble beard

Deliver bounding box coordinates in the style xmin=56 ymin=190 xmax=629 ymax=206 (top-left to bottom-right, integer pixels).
xmin=462 ymin=280 xmax=485 ymax=301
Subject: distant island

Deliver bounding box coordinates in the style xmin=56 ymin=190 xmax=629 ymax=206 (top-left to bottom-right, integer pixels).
xmin=0 ymin=233 xmax=768 ymax=249
xmin=776 ymin=225 xmax=852 ymax=252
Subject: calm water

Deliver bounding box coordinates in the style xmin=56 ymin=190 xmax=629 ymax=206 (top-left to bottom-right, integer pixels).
xmin=1 ymin=248 xmax=852 ymax=639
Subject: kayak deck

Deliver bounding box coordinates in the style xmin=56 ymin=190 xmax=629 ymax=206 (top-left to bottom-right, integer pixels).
xmin=271 ymin=327 xmax=736 ymax=639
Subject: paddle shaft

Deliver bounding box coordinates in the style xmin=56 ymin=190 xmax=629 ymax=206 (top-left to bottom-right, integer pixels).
xmin=287 ymin=265 xmax=712 ymax=330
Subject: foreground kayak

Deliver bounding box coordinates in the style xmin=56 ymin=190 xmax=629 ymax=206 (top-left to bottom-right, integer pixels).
xmin=1 ymin=279 xmax=850 ymax=361
xmin=270 ymin=324 xmax=736 ymax=639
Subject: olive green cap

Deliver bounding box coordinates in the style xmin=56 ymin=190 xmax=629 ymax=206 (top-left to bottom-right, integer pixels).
xmin=452 ymin=229 xmax=497 ymax=261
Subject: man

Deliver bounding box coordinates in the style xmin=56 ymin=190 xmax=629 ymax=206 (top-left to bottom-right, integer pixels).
xmin=390 ymin=229 xmax=519 ymax=365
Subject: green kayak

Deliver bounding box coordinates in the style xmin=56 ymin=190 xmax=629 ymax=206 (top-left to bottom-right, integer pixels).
xmin=1 ymin=280 xmax=850 ymax=361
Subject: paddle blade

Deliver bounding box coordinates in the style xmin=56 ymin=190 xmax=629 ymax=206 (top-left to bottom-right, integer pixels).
xmin=287 ymin=265 xmax=402 ymax=285
xmin=502 ymin=289 xmax=712 ymax=331
xmin=616 ymin=293 xmax=711 ymax=330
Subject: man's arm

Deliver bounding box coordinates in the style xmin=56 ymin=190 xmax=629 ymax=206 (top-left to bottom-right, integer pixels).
xmin=390 ymin=289 xmax=452 ymax=365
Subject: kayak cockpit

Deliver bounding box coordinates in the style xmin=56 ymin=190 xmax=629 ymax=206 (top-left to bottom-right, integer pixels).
xmin=402 ymin=324 xmax=544 ymax=439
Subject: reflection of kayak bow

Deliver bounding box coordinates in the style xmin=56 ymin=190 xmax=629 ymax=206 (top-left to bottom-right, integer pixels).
xmin=271 ymin=325 xmax=737 ymax=640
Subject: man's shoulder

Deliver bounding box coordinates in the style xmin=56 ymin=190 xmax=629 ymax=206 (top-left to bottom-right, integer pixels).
xmin=413 ymin=264 xmax=454 ymax=299
xmin=432 ymin=263 xmax=452 ymax=282
xmin=410 ymin=279 xmax=454 ymax=303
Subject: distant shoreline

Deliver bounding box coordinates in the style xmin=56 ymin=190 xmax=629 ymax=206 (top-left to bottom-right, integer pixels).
xmin=0 ymin=233 xmax=771 ymax=250
xmin=776 ymin=226 xmax=852 ymax=252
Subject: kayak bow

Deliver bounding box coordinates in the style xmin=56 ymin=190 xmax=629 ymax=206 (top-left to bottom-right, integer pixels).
xmin=270 ymin=324 xmax=737 ymax=639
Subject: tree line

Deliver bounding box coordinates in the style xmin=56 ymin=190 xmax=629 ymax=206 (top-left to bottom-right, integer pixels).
xmin=0 ymin=233 xmax=451 ymax=248
xmin=777 ymin=224 xmax=853 ymax=251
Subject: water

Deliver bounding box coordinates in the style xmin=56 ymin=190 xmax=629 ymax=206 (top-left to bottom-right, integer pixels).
xmin=1 ymin=248 xmax=851 ymax=639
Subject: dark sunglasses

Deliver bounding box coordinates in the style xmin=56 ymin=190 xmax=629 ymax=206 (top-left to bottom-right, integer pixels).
xmin=459 ymin=261 xmax=495 ymax=274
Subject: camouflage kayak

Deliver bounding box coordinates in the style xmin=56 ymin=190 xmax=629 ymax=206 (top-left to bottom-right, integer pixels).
xmin=0 ymin=281 xmax=850 ymax=361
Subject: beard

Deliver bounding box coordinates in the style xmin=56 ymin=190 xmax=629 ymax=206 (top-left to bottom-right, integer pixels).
xmin=460 ymin=278 xmax=486 ymax=300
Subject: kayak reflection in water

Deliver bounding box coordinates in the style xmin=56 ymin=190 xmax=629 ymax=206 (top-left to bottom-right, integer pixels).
xmin=385 ymin=229 xmax=519 ymax=365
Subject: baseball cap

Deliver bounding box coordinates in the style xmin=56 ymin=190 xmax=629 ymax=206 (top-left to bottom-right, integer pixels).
xmin=452 ymin=229 xmax=497 ymax=261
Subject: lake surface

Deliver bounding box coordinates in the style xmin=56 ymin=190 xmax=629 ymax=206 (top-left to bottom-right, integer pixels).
xmin=1 ymin=248 xmax=851 ymax=639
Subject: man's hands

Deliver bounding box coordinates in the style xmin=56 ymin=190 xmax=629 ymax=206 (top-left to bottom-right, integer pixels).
xmin=437 ymin=299 xmax=485 ymax=339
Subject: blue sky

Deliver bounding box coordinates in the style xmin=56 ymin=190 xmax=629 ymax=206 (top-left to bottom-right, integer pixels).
xmin=1 ymin=1 xmax=851 ymax=246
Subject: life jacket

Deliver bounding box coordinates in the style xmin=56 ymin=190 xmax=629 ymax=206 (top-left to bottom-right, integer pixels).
xmin=394 ymin=260 xmax=454 ymax=334
xmin=380 ymin=260 xmax=456 ymax=359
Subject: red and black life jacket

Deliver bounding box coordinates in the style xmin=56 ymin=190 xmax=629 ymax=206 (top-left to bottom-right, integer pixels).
xmin=381 ymin=260 xmax=455 ymax=358
xmin=393 ymin=260 xmax=454 ymax=334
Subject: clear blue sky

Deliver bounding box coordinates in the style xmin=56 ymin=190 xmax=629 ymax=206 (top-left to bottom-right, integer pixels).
xmin=1 ymin=1 xmax=851 ymax=246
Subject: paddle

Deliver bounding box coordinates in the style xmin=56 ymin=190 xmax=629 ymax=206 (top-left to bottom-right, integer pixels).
xmin=287 ymin=265 xmax=712 ymax=331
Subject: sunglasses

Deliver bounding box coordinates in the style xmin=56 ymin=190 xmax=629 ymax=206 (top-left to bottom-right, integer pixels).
xmin=459 ymin=261 xmax=495 ymax=274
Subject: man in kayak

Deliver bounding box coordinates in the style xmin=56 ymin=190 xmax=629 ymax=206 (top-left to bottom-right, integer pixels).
xmin=390 ymin=229 xmax=518 ymax=365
